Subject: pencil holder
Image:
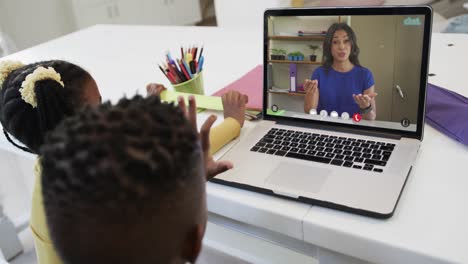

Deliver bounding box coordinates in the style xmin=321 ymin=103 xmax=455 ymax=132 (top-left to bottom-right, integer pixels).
xmin=172 ymin=71 xmax=204 ymax=95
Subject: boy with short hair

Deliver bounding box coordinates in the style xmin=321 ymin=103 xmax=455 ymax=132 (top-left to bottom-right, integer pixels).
xmin=40 ymin=94 xmax=238 ymax=263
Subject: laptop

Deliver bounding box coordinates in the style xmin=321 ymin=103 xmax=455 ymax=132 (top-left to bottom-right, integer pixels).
xmin=212 ymin=6 xmax=432 ymax=218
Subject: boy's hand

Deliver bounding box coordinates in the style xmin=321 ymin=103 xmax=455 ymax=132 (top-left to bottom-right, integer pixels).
xmin=178 ymin=96 xmax=233 ymax=181
xmin=146 ymin=83 xmax=167 ymax=96
xmin=222 ymin=91 xmax=249 ymax=127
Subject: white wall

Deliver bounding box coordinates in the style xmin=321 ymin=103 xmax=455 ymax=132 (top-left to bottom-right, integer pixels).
xmin=0 ymin=0 xmax=77 ymax=51
xmin=0 ymin=0 xmax=203 ymax=53
xmin=214 ymin=0 xmax=292 ymax=31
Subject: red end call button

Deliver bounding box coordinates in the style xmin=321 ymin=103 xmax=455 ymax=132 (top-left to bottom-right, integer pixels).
xmin=352 ymin=113 xmax=362 ymax=122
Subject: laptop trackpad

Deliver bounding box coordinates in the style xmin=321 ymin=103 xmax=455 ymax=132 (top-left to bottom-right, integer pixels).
xmin=265 ymin=162 xmax=330 ymax=195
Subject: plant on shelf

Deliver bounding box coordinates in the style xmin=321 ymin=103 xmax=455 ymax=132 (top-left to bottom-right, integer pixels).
xmin=270 ymin=48 xmax=287 ymax=60
xmin=287 ymin=51 xmax=305 ymax=61
xmin=308 ymin=45 xmax=320 ymax=62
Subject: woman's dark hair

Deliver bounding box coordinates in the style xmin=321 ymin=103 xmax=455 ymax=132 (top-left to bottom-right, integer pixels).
xmin=322 ymin=23 xmax=360 ymax=72
xmin=0 ymin=60 xmax=91 ymax=154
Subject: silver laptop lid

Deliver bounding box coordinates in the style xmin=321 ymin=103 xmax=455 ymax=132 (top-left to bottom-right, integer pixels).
xmin=263 ymin=6 xmax=432 ymax=140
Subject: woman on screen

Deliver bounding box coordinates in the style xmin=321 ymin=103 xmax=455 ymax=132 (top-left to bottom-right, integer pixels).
xmin=304 ymin=23 xmax=377 ymax=121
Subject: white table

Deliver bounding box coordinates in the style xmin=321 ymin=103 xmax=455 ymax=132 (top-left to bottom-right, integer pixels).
xmin=1 ymin=25 xmax=467 ymax=264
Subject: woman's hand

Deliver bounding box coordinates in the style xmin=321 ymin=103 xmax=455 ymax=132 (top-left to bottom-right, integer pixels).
xmin=304 ymin=79 xmax=319 ymax=95
xmin=146 ymin=83 xmax=167 ymax=97
xmin=352 ymin=92 xmax=378 ymax=109
xmin=222 ymin=91 xmax=249 ymax=127
xmin=178 ymin=95 xmax=233 ymax=181
xmin=304 ymin=79 xmax=319 ymax=113
xmin=353 ymin=89 xmax=377 ymax=121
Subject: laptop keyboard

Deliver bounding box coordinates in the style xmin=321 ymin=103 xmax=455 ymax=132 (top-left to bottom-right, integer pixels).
xmin=250 ymin=128 xmax=395 ymax=173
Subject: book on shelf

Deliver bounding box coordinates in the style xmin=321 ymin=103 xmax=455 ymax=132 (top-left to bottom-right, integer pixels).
xmin=289 ymin=64 xmax=297 ymax=92
xmin=297 ymin=30 xmax=327 ymax=36
xmin=269 ymin=87 xmax=289 ymax=93
xmin=276 ymin=32 xmax=297 ymax=36
xmin=269 ymin=86 xmax=306 ymax=94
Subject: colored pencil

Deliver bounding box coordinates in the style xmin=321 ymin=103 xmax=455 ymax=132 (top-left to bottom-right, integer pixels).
xmin=158 ymin=45 xmax=204 ymax=84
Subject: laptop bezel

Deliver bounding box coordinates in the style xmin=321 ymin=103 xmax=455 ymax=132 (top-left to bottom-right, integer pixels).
xmin=262 ymin=6 xmax=432 ymax=141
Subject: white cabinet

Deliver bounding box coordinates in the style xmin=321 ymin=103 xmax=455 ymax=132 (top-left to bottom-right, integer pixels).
xmin=142 ymin=0 xmax=202 ymax=25
xmin=72 ymin=0 xmax=144 ymax=28
xmin=166 ymin=0 xmax=201 ymax=25
xmin=110 ymin=0 xmax=144 ymax=24
xmin=72 ymin=0 xmax=114 ymax=28
xmin=72 ymin=0 xmax=201 ymax=28
xmin=141 ymin=0 xmax=174 ymax=25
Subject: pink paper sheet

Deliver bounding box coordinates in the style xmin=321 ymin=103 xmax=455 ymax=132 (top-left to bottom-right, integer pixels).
xmin=212 ymin=65 xmax=263 ymax=110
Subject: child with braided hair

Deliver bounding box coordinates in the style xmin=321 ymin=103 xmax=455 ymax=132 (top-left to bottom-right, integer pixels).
xmin=0 ymin=60 xmax=248 ymax=263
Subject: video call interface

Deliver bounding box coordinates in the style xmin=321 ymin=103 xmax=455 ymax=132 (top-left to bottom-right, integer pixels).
xmin=266 ymin=14 xmax=426 ymax=132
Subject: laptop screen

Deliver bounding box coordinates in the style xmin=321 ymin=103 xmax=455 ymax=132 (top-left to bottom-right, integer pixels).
xmin=264 ymin=7 xmax=431 ymax=137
